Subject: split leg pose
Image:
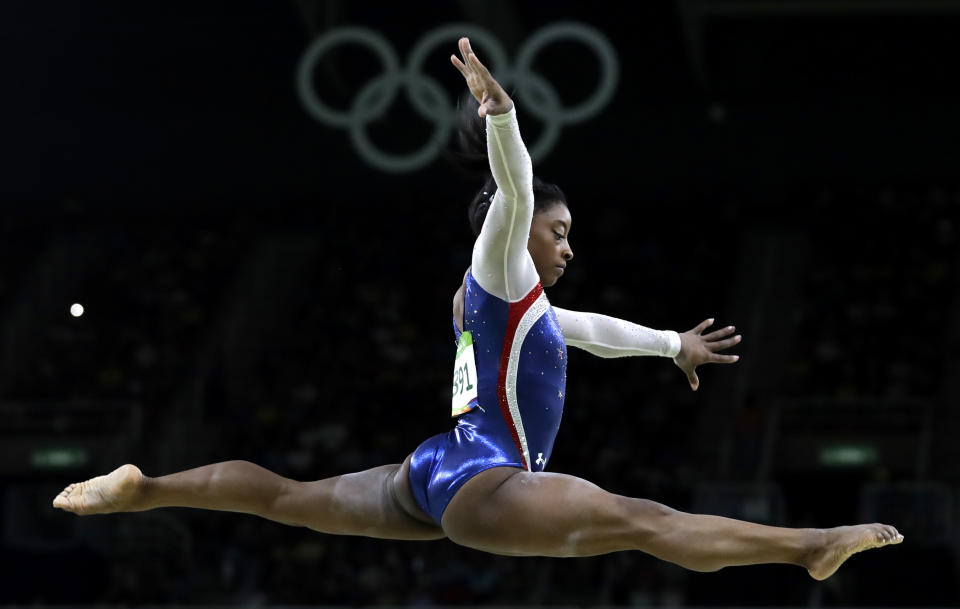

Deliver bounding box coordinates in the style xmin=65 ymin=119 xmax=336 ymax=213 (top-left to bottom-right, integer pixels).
xmin=54 ymin=37 xmax=902 ymax=583
xmin=53 ymin=457 xmax=901 ymax=581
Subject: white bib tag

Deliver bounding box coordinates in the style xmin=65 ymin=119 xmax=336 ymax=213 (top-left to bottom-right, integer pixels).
xmin=451 ymin=331 xmax=479 ymax=416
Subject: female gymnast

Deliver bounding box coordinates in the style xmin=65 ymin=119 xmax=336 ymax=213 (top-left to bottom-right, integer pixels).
xmin=53 ymin=37 xmax=902 ymax=581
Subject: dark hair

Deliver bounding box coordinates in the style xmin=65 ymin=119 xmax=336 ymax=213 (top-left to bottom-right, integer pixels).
xmin=467 ymin=176 xmax=568 ymax=237
xmin=451 ymin=94 xmax=568 ymax=237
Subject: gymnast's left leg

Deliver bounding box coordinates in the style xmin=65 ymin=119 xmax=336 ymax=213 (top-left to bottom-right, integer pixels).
xmin=52 ymin=457 xmax=445 ymax=541
xmin=441 ymin=466 xmax=903 ymax=580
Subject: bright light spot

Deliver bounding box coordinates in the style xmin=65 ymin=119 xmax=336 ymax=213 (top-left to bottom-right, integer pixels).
xmin=70 ymin=303 xmax=84 ymax=317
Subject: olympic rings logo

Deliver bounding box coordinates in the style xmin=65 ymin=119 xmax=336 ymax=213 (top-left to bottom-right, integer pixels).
xmin=296 ymin=22 xmax=619 ymax=173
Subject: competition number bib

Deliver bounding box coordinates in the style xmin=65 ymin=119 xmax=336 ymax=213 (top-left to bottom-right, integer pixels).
xmin=451 ymin=331 xmax=479 ymax=416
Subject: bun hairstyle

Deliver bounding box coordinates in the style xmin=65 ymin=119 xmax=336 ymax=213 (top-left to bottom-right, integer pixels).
xmin=451 ymin=94 xmax=568 ymax=237
xmin=468 ymin=177 xmax=500 ymax=237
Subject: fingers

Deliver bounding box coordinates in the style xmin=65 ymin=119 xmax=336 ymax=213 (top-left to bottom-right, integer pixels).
xmin=459 ymin=38 xmax=483 ymax=73
xmin=689 ymin=318 xmax=714 ymax=335
xmin=710 ymin=353 xmax=740 ymax=364
xmin=457 ymin=37 xmax=494 ymax=81
xmin=468 ymin=51 xmax=492 ymax=79
xmin=453 ymin=38 xmax=475 ymax=78
xmin=459 ymin=37 xmax=473 ymax=62
xmin=450 ymin=54 xmax=468 ymax=77
xmin=702 ymin=325 xmax=736 ymax=342
xmin=707 ymin=335 xmax=742 ymax=351
xmin=687 ymin=369 xmax=700 ymax=391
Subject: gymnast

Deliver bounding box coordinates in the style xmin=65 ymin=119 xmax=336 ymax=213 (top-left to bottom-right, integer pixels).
xmin=54 ymin=37 xmax=902 ymax=581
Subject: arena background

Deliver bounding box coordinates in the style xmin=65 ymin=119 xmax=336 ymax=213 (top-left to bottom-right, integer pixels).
xmin=2 ymin=0 xmax=959 ymax=606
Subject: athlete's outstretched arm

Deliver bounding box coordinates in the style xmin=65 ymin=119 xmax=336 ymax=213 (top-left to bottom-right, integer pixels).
xmin=451 ymin=37 xmax=539 ymax=302
xmin=555 ymin=309 xmax=741 ymax=391
xmin=553 ymin=307 xmax=683 ymax=358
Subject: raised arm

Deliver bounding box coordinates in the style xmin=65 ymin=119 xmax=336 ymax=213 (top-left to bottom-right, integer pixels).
xmin=555 ymin=309 xmax=742 ymax=391
xmin=451 ymin=37 xmax=539 ymax=302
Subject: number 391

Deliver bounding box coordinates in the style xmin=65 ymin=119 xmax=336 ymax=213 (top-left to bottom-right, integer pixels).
xmin=452 ymin=363 xmax=474 ymax=397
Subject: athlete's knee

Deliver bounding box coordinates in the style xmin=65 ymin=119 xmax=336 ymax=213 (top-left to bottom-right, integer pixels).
xmin=260 ymin=477 xmax=308 ymax=526
xmin=619 ymin=496 xmax=681 ymax=547
xmin=561 ymin=495 xmax=679 ymax=555
xmin=623 ymin=501 xmax=725 ymax=572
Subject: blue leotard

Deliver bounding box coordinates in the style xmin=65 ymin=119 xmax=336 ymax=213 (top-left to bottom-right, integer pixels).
xmin=406 ymin=106 xmax=681 ymax=526
xmin=408 ymin=270 xmax=567 ymax=525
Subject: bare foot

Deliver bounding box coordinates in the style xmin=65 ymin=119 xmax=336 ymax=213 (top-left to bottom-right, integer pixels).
xmin=52 ymin=464 xmax=144 ymax=515
xmin=805 ymin=523 xmax=903 ymax=580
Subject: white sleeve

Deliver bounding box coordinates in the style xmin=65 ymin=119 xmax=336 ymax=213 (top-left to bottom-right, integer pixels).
xmin=553 ymin=307 xmax=682 ymax=358
xmin=470 ymin=107 xmax=540 ymax=302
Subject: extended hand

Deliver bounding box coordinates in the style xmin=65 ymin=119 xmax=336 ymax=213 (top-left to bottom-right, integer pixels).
xmin=450 ymin=37 xmax=513 ymax=118
xmin=673 ymin=318 xmax=741 ymax=391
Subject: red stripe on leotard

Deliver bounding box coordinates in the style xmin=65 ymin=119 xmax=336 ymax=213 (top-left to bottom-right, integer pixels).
xmin=495 ymin=282 xmax=543 ymax=470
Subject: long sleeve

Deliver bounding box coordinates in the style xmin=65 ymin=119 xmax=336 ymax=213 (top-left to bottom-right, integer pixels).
xmin=470 ymin=107 xmax=540 ymax=302
xmin=553 ymin=307 xmax=682 ymax=358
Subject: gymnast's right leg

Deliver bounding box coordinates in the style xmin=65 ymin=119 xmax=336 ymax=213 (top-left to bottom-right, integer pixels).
xmin=52 ymin=457 xmax=445 ymax=541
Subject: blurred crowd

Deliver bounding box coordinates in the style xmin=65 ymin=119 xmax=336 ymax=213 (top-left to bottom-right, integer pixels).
xmin=784 ymin=186 xmax=958 ymax=399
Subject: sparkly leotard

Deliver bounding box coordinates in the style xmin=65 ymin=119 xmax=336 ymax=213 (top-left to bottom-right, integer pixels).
xmin=408 ymin=270 xmax=567 ymax=524
xmin=408 ymin=107 xmax=681 ymax=526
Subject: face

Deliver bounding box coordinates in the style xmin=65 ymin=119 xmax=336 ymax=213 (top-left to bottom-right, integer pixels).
xmin=527 ymin=202 xmax=573 ymax=288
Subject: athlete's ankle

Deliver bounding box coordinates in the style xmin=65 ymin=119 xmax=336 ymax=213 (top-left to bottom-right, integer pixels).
xmin=124 ymin=473 xmax=152 ymax=511
xmin=797 ymin=528 xmax=827 ymax=568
